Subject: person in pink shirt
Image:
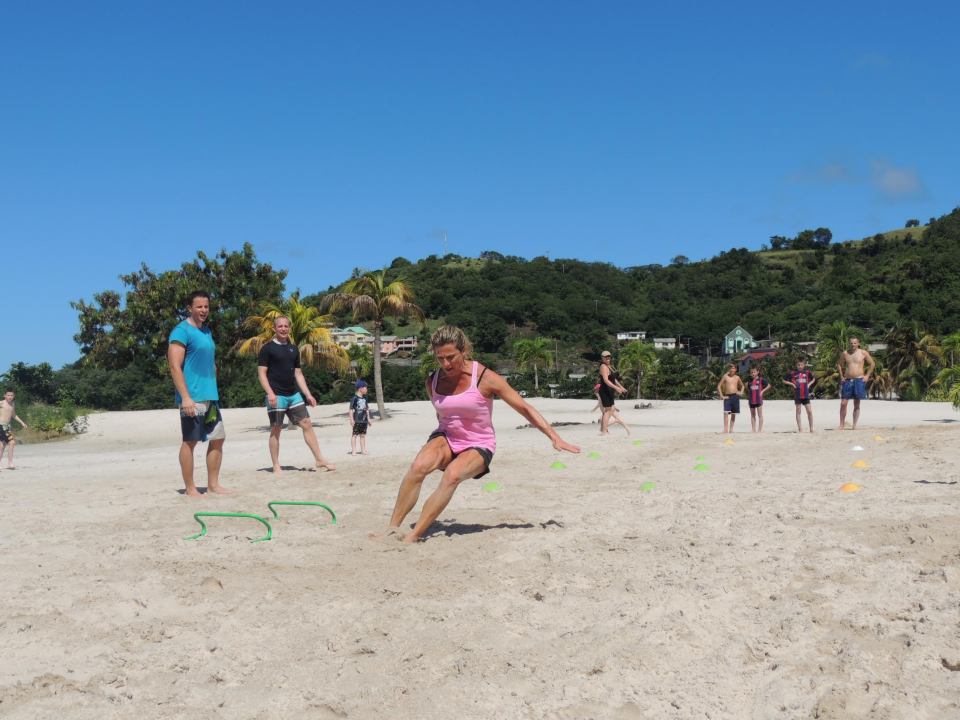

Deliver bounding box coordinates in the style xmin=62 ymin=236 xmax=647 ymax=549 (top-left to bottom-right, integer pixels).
xmin=381 ymin=325 xmax=580 ymax=544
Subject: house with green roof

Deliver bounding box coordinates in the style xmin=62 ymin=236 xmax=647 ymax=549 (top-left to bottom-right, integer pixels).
xmin=331 ymin=326 xmax=372 ymax=349
xmin=722 ymin=325 xmax=756 ymax=359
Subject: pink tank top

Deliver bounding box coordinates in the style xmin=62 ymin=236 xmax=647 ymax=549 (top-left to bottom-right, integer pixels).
xmin=431 ymin=361 xmax=496 ymax=454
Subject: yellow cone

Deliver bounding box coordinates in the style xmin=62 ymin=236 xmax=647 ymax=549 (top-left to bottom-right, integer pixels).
xmin=852 ymin=459 xmax=869 ymax=469
xmin=874 ymin=435 xmax=885 ymax=442
xmin=724 ymin=438 xmax=735 ymax=446
xmin=840 ymin=482 xmax=861 ymax=493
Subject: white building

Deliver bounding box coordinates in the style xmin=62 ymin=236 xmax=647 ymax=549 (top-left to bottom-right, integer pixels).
xmin=653 ymin=337 xmax=677 ymax=350
xmin=616 ymin=331 xmax=647 ymax=342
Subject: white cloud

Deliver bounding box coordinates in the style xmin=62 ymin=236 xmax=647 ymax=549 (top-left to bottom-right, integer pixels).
xmin=870 ymin=160 xmax=925 ymax=201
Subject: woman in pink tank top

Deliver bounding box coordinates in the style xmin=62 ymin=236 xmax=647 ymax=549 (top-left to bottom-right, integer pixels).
xmin=381 ymin=325 xmax=580 ymax=544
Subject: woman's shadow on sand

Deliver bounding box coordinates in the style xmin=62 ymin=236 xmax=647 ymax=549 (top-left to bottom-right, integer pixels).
xmin=420 ymin=518 xmax=561 ymax=539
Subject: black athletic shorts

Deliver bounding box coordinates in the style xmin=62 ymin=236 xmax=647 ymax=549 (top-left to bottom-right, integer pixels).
xmin=352 ymin=422 xmax=368 ymax=436
xmin=426 ymin=430 xmax=493 ymax=479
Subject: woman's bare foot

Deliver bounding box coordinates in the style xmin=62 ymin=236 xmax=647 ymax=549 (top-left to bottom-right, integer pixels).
xmin=317 ymin=460 xmax=336 ymax=471
xmin=207 ymin=485 xmax=235 ymax=495
xmin=368 ymin=527 xmax=405 ymax=542
xmin=272 ymin=465 xmax=283 ymax=476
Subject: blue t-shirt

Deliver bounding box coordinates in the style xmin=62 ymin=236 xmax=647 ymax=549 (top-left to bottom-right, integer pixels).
xmin=169 ymin=320 xmax=219 ymax=403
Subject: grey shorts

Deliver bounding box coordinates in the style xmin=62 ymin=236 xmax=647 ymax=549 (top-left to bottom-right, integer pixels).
xmin=180 ymin=401 xmax=226 ymax=442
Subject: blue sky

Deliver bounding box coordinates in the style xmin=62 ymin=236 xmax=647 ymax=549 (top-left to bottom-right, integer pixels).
xmin=2 ymin=2 xmax=957 ymax=369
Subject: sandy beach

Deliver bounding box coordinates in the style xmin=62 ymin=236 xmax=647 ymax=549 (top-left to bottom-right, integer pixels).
xmin=1 ymin=398 xmax=959 ymax=719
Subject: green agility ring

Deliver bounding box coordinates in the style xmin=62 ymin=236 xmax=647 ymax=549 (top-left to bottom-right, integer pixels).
xmin=185 ymin=512 xmax=273 ymax=543
xmin=267 ymin=501 xmax=337 ymax=525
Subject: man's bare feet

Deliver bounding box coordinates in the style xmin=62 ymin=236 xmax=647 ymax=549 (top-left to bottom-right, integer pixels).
xmin=185 ymin=488 xmax=204 ymax=499
xmin=207 ymin=485 xmax=236 ymax=495
xmin=317 ymin=461 xmax=336 ymax=471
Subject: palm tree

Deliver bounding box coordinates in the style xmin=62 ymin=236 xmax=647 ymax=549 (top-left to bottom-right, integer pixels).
xmin=512 ymin=337 xmax=554 ymax=393
xmin=617 ymin=341 xmax=658 ymax=399
xmin=885 ymin=322 xmax=942 ymax=397
xmin=941 ymin=332 xmax=960 ymax=367
xmin=234 ymin=294 xmax=348 ymax=372
xmin=867 ymin=355 xmax=895 ymax=400
xmin=700 ymin=357 xmax=726 ymax=399
xmin=347 ymin=343 xmax=373 ymax=379
xmin=935 ymin=365 xmax=960 ymax=410
xmin=323 ymin=271 xmax=424 ymax=419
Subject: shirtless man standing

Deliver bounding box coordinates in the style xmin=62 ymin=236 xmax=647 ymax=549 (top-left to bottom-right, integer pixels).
xmin=838 ymin=337 xmax=876 ymax=430
xmin=0 ymin=390 xmax=28 ymax=469
xmin=717 ymin=364 xmax=745 ymax=434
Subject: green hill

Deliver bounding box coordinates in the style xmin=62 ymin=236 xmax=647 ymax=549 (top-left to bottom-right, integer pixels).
xmin=316 ymin=209 xmax=959 ymax=358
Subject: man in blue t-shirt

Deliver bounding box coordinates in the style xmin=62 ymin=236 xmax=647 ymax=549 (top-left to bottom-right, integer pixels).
xmin=167 ymin=290 xmax=231 ymax=498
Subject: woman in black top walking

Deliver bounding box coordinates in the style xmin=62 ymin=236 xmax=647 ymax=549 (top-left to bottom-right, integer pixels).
xmin=598 ymin=350 xmax=629 ymax=435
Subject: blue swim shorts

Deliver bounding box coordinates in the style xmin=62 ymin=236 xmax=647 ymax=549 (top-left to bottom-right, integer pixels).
xmin=841 ymin=378 xmax=867 ymax=400
xmin=266 ymin=392 xmax=309 ymax=426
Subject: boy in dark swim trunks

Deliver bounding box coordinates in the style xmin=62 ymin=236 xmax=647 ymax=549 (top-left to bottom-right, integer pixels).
xmin=717 ymin=364 xmax=744 ymax=434
xmin=747 ymin=366 xmax=771 ymax=432
xmin=784 ymin=358 xmax=817 ymax=433
xmin=0 ymin=390 xmax=28 ymax=470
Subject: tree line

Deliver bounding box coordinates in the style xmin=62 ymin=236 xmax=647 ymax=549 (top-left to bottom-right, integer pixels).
xmin=4 ymin=207 xmax=960 ymax=422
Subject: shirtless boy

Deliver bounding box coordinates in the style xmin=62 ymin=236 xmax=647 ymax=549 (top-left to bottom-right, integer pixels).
xmin=717 ymin=364 xmax=744 ymax=433
xmin=837 ymin=337 xmax=875 ymax=430
xmin=0 ymin=390 xmax=28 ymax=469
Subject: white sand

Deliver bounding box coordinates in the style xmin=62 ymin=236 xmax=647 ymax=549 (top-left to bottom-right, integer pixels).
xmin=1 ymin=399 xmax=959 ymax=719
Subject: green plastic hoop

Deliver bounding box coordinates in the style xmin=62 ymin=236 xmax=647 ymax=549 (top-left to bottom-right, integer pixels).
xmin=185 ymin=512 xmax=273 ymax=543
xmin=267 ymin=501 xmax=337 ymax=525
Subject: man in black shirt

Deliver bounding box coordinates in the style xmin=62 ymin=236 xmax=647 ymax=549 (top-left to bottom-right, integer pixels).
xmin=257 ymin=316 xmax=335 ymax=474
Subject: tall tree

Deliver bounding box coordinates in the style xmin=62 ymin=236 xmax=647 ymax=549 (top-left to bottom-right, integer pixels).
xmin=347 ymin=343 xmax=374 ymax=379
xmin=936 ymin=365 xmax=960 ymax=410
xmin=940 ymin=332 xmax=960 ymax=367
xmin=71 ymin=244 xmax=286 ymax=407
xmin=617 ymin=341 xmax=658 ymax=399
xmin=867 ymin=355 xmax=895 ymax=400
xmin=512 ymin=337 xmax=554 ymax=393
xmin=885 ymin=322 xmax=941 ymax=398
xmin=322 ymin=271 xmax=424 ymax=419
xmin=234 ymin=293 xmax=348 ymax=373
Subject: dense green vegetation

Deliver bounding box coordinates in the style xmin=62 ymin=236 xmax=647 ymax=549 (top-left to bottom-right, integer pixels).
xmin=4 ymin=207 xmax=960 ymax=419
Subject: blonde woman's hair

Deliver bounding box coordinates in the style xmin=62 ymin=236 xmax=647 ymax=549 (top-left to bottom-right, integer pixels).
xmin=430 ymin=325 xmax=472 ymax=357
